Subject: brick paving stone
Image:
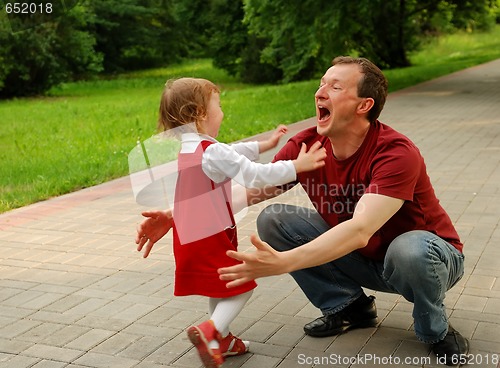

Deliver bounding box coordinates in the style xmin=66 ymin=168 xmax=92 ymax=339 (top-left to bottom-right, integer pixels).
xmin=0 ymin=319 xmax=41 ymax=339
xmin=30 ymin=361 xmax=67 ymax=368
xmin=74 ymin=315 xmax=131 ymax=331
xmin=17 ymin=322 xmax=66 ymax=344
xmin=0 ymin=337 xmax=34 ymax=355
xmin=42 ymin=325 xmax=91 ymax=347
xmin=117 ymin=335 xmax=168 ymax=360
xmin=65 ymin=328 xmax=116 ymax=351
xmin=22 ymin=344 xmax=84 ymax=363
xmin=73 ymin=352 xmax=139 ymax=368
xmin=29 ymin=310 xmax=81 ymax=325
xmin=0 ymin=355 xmax=39 ymax=368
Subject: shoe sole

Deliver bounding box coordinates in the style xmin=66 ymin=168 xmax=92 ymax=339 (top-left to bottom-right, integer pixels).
xmin=305 ymin=317 xmax=379 ymax=337
xmin=187 ymin=326 xmax=221 ymax=368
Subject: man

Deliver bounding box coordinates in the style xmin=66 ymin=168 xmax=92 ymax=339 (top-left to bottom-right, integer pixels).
xmin=217 ymin=56 xmax=468 ymax=365
xmin=137 ymin=57 xmax=468 ymax=366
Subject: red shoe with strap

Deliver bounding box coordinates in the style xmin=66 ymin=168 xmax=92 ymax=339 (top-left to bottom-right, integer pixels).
xmin=187 ymin=320 xmax=224 ymax=368
xmin=220 ymin=332 xmax=249 ymax=357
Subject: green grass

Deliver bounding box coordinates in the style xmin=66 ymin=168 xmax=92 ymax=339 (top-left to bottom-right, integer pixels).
xmin=1 ymin=26 xmax=500 ymax=213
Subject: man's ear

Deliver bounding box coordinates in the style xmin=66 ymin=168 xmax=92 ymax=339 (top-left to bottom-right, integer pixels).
xmin=357 ymin=98 xmax=375 ymax=115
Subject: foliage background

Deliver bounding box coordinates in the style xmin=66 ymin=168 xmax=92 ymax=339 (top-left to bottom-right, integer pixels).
xmin=1 ymin=0 xmax=499 ymax=97
xmin=1 ymin=1 xmax=500 ymax=212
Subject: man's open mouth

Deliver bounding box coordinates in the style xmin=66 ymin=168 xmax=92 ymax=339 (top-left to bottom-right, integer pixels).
xmin=318 ymin=106 xmax=331 ymax=121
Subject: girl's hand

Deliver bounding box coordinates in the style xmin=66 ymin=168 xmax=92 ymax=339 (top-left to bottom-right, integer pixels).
xmin=259 ymin=124 xmax=288 ymax=153
xmin=293 ymin=141 xmax=327 ymax=173
xmin=136 ymin=210 xmax=173 ymax=258
xmin=268 ymin=124 xmax=288 ymax=148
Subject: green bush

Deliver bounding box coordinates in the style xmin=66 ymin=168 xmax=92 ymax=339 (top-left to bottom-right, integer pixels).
xmin=0 ymin=4 xmax=101 ymax=98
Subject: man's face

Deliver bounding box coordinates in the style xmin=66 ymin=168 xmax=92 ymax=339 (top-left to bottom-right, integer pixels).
xmin=315 ymin=63 xmax=364 ymax=137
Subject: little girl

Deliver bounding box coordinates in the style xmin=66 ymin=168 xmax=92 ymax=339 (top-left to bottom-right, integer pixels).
xmin=138 ymin=77 xmax=326 ymax=368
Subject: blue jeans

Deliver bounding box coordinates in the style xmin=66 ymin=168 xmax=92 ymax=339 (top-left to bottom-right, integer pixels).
xmin=256 ymin=204 xmax=465 ymax=344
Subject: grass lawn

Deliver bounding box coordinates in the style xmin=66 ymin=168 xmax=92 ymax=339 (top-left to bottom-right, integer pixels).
xmin=1 ymin=26 xmax=500 ymax=213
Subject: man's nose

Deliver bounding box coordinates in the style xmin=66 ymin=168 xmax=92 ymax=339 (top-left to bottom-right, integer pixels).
xmin=315 ymin=86 xmax=326 ymax=99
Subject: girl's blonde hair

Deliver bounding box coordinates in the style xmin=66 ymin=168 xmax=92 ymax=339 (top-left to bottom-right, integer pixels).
xmin=158 ymin=77 xmax=220 ymax=134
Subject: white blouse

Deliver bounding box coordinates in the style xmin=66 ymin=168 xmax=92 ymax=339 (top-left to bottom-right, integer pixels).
xmin=180 ymin=133 xmax=296 ymax=188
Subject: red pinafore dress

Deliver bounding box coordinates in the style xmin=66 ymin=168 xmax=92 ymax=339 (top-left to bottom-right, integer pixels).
xmin=172 ymin=140 xmax=257 ymax=297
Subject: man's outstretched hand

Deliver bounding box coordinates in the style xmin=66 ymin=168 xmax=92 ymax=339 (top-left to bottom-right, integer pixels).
xmin=218 ymin=233 xmax=287 ymax=288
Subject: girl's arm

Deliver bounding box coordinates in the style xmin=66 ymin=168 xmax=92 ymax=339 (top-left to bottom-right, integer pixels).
xmin=203 ymin=141 xmax=325 ymax=188
xmin=258 ymin=124 xmax=288 ymax=153
xmin=230 ymin=125 xmax=288 ymax=161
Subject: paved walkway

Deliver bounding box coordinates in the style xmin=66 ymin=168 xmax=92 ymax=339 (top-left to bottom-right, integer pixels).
xmin=1 ymin=59 xmax=500 ymax=368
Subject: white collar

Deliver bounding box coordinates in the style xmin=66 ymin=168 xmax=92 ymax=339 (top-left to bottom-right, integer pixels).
xmin=180 ymin=133 xmax=218 ymax=153
xmin=181 ymin=132 xmax=217 ymax=143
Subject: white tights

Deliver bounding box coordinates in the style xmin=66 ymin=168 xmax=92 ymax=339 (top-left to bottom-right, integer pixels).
xmin=207 ymin=290 xmax=253 ymax=349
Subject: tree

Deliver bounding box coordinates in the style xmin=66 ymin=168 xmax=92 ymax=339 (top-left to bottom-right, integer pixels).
xmin=87 ymin=0 xmax=183 ymax=72
xmin=173 ymin=0 xmax=212 ymax=58
xmin=242 ymin=0 xmax=332 ymax=82
xmin=207 ymin=0 xmax=282 ymax=83
xmin=0 ymin=0 xmax=186 ymax=97
xmin=236 ymin=0 xmax=498 ymax=82
xmin=450 ymin=0 xmax=498 ymax=30
xmin=173 ymin=0 xmax=282 ymax=83
xmin=0 ymin=1 xmax=101 ymax=97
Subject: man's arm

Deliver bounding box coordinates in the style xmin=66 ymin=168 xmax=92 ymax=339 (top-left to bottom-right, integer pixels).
xmin=219 ymin=193 xmax=404 ymax=287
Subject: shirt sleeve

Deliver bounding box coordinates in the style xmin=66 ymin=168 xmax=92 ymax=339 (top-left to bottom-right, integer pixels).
xmin=202 ymin=142 xmax=296 ymax=187
xmin=229 ymin=141 xmax=260 ymax=161
xmin=366 ymin=141 xmax=421 ymax=201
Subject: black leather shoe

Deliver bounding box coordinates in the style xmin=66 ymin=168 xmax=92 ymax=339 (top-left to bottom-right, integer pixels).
xmin=431 ymin=325 xmax=469 ymax=366
xmin=304 ymin=294 xmax=378 ymax=337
